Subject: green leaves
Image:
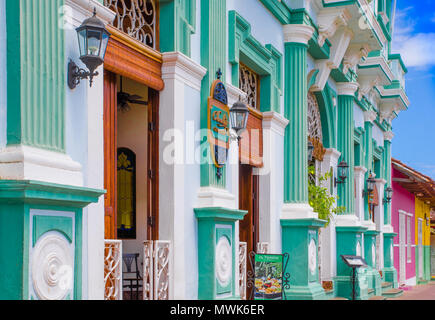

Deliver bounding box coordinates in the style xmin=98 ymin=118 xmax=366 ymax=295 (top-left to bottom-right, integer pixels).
xmin=308 ymin=165 xmax=346 ymax=227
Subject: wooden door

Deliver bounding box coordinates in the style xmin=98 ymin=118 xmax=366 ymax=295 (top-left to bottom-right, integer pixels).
xmin=104 ymin=70 xmax=118 ymax=240
xmin=147 ymin=89 xmax=159 ymax=241
xmin=239 ymin=164 xmax=259 ymax=299
xmin=239 ymin=165 xmax=259 ymax=255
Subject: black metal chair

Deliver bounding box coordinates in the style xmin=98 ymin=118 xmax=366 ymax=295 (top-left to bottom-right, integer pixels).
xmin=122 ymin=253 xmax=143 ymax=300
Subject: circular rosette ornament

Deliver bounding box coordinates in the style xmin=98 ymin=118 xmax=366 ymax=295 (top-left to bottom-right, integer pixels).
xmin=215 ymin=236 xmax=232 ymax=287
xmin=32 ymin=233 xmax=74 ymax=300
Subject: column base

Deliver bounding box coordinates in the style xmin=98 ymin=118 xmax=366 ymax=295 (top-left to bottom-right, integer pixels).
xmin=284 ymin=283 xmax=326 ymax=300
xmin=281 ymin=214 xmax=326 ymax=301
xmin=366 ymin=267 xmax=382 ymax=296
xmin=382 ymin=267 xmax=398 ymax=288
xmin=334 ymin=270 xmax=369 ymax=300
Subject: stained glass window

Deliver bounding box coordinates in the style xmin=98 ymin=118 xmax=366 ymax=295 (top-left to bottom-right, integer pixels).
xmin=117 ymin=148 xmax=136 ymax=239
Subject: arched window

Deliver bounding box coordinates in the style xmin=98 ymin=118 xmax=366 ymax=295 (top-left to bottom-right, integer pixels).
xmin=117 ymin=147 xmax=136 ymax=239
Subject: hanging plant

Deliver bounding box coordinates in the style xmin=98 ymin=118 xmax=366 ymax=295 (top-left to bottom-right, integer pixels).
xmin=308 ymin=165 xmax=346 ymax=226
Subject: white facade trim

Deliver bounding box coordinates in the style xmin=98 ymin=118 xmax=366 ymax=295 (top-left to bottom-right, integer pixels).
xmin=162 ymin=52 xmax=207 ymax=92
xmin=262 ymin=112 xmax=289 ymax=137
xmin=0 ymin=145 xmax=84 ymax=187
xmin=281 ymin=203 xmax=318 ymax=220
xmin=65 ymin=0 xmax=116 ymax=26
xmin=354 ymin=166 xmax=367 ymax=222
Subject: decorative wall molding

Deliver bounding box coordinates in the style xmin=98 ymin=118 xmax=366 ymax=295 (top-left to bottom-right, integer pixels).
xmin=162 ymin=52 xmax=207 ymax=91
xmin=336 ymin=82 xmax=359 ymax=96
xmin=383 ymin=131 xmax=394 ymax=142
xmin=283 ymin=24 xmax=315 ymax=45
xmin=342 ymin=43 xmax=370 ymax=75
xmin=0 ymin=145 xmax=83 ymax=187
xmin=196 ymin=187 xmax=237 ymax=210
xmin=262 ymin=111 xmax=289 ymax=137
xmin=66 ymin=0 xmax=116 ymax=26
xmin=312 ymin=27 xmax=353 ymax=91
xmin=363 ymin=109 xmax=378 ymax=123
xmin=317 ymin=7 xmax=351 ymax=47
xmin=281 ymin=203 xmax=318 ymax=220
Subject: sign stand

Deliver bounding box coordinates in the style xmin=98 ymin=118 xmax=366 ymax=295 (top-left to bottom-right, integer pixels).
xmin=246 ymin=252 xmax=291 ymax=300
xmin=340 ymin=255 xmax=368 ymax=300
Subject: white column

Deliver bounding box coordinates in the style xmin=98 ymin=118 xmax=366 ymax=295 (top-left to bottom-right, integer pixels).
xmin=354 ymin=166 xmax=367 ymax=222
xmin=319 ymin=148 xmax=340 ymax=281
xmin=160 ymin=52 xmax=207 ymax=299
xmin=258 ymin=111 xmax=289 ymax=254
xmin=374 ymin=178 xmax=386 ymax=269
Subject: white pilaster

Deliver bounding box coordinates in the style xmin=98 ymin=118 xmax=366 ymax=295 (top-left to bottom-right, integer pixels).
xmin=354 ymin=166 xmax=367 ymax=222
xmin=259 ymin=111 xmax=289 ymax=254
xmin=160 ymin=51 xmax=207 ymax=300
xmin=374 ymin=178 xmax=386 ymax=269
xmin=319 ymin=148 xmax=341 ymax=281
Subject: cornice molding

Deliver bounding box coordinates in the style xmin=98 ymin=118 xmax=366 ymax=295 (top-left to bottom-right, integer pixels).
xmin=262 ymin=111 xmax=289 ymax=137
xmin=161 ymin=52 xmax=207 ymax=91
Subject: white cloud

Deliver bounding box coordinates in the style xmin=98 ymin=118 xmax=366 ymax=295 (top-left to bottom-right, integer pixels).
xmin=392 ymin=7 xmax=435 ymax=69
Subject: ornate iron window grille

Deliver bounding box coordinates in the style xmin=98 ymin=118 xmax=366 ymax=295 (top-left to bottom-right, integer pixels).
xmin=104 ymin=0 xmax=157 ymax=49
xmin=239 ymin=63 xmax=260 ymax=110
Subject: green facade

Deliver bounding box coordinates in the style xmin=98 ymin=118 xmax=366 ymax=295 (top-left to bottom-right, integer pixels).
xmin=6 ymin=0 xmax=65 ymax=152
xmin=0 ymin=181 xmax=103 ymax=300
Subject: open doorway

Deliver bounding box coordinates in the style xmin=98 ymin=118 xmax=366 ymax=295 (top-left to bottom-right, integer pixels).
xmin=104 ymin=71 xmax=159 ymax=300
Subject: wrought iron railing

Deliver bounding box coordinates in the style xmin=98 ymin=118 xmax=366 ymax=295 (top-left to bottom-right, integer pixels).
xmin=143 ymin=240 xmax=171 ymax=300
xmin=104 ymin=240 xmax=123 ymax=300
xmin=239 ymin=242 xmax=247 ymax=300
xmin=104 ymin=0 xmax=157 ymax=49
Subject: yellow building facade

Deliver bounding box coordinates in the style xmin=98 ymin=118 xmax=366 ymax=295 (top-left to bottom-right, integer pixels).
xmin=415 ymin=198 xmax=431 ymax=283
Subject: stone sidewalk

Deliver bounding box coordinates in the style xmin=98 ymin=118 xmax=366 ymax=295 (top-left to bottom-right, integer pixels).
xmin=388 ymin=281 xmax=435 ymax=300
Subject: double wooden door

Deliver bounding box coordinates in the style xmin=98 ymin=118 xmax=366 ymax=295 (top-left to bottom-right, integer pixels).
xmin=103 ymin=70 xmax=159 ymax=241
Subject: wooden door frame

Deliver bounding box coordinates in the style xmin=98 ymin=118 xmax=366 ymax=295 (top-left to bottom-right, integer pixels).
xmin=147 ymin=89 xmax=159 ymax=241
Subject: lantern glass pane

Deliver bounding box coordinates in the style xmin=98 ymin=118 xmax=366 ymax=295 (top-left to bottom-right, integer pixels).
xmin=236 ymin=111 xmax=245 ymax=131
xmin=242 ymin=111 xmax=249 ymax=131
xmin=87 ymin=29 xmax=102 ymax=56
xmin=77 ymin=29 xmax=87 ymax=57
xmin=100 ymin=31 xmax=110 ymax=60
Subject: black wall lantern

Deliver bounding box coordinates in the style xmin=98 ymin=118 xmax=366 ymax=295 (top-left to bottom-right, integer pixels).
xmin=308 ymin=140 xmax=314 ymax=162
xmin=383 ymin=187 xmax=393 ymax=204
xmin=230 ymin=98 xmax=249 ymax=142
xmin=68 ymin=8 xmax=111 ymax=89
xmin=363 ymin=172 xmax=377 ymax=197
xmin=335 ymin=161 xmax=349 ymax=187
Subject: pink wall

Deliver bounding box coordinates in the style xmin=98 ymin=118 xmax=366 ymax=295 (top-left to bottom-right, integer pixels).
xmin=391 ymin=166 xmax=416 ymax=283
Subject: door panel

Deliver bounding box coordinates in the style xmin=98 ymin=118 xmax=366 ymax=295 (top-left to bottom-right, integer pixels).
xmin=104 ymin=70 xmax=118 ymax=240
xmin=147 ymin=89 xmax=159 ymax=241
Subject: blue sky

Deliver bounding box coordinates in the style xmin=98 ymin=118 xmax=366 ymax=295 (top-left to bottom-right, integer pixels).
xmin=391 ymin=0 xmax=435 ymax=179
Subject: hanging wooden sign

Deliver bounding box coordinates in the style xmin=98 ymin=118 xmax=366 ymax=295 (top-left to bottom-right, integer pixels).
xmin=208 ymin=79 xmax=230 ymax=168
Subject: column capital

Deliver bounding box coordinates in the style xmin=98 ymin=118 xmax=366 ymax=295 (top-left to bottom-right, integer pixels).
xmin=283 ymin=24 xmax=315 ymax=45
xmin=336 ymin=82 xmax=359 ymax=96
xmin=364 ymin=109 xmax=378 ymax=124
xmin=383 ymin=131 xmax=394 ymax=142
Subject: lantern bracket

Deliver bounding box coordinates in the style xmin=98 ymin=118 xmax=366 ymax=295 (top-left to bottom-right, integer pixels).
xmin=68 ymin=60 xmax=99 ymax=89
